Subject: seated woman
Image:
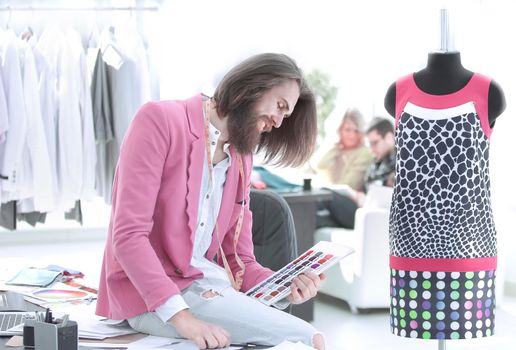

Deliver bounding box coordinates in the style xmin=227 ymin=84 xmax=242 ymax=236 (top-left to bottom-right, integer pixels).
xmin=316 ymin=108 xmax=373 ymax=192
xmin=315 ymin=109 xmax=373 ymax=229
xmin=317 ymin=116 xmax=395 ymax=229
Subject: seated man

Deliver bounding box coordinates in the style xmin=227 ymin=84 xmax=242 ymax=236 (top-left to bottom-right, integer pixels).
xmin=317 ymin=117 xmax=396 ymax=229
xmin=96 ymin=53 xmax=325 ymax=350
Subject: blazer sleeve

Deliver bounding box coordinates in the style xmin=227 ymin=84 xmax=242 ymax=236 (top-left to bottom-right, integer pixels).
xmin=110 ymin=102 xmax=181 ymax=311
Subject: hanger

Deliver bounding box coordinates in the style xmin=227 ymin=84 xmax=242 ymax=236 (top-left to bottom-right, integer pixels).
xmin=101 ymin=25 xmax=124 ymax=69
xmin=87 ymin=9 xmax=101 ymax=49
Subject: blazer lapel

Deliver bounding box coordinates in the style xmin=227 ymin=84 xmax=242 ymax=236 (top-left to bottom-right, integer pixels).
xmin=184 ymin=94 xmax=205 ymax=244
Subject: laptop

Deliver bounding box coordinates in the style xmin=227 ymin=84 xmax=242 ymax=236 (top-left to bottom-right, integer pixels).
xmin=0 ymin=311 xmax=38 ymax=336
xmin=0 ymin=293 xmax=39 ymax=336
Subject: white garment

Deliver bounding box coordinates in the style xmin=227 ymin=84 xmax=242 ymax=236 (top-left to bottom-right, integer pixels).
xmin=154 ymin=120 xmax=233 ymax=323
xmin=30 ymin=36 xmax=59 ymax=206
xmin=0 ymin=39 xmax=8 ymax=205
xmin=0 ymin=65 xmax=8 ymax=144
xmin=38 ymin=26 xmax=83 ymax=209
xmin=17 ymin=40 xmax=54 ymax=212
xmin=65 ymin=28 xmax=97 ymax=200
xmin=113 ymin=23 xmax=152 ymax=109
xmin=0 ymin=30 xmax=29 ymax=202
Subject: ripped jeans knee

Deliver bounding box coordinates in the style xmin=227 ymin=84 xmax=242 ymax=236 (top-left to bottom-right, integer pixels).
xmin=201 ymin=289 xmax=223 ymax=300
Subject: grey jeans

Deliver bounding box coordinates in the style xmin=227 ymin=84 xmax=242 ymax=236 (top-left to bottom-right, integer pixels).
xmin=127 ymin=283 xmax=320 ymax=347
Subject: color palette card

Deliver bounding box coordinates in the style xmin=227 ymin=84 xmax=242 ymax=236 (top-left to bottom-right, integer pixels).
xmin=24 ymin=282 xmax=97 ymax=304
xmin=29 ymin=288 xmax=90 ymax=301
xmin=246 ymin=241 xmax=354 ymax=306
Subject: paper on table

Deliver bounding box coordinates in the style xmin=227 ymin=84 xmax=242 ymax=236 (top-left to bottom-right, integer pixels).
xmin=126 ymin=336 xmax=192 ymax=349
xmin=79 ymin=343 xmax=128 ymax=349
xmin=75 ymin=317 xmax=138 ymax=340
xmin=119 ymin=336 xmax=242 ymax=350
xmin=5 ymin=335 xmax=23 ymax=347
xmin=268 ymin=340 xmax=315 ymax=349
xmin=80 ymin=333 xmax=147 ymax=345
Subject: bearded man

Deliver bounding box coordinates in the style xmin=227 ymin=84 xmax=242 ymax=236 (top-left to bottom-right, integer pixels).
xmin=96 ymin=53 xmax=326 ymax=350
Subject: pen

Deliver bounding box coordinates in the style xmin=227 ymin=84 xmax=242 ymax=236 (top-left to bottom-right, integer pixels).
xmin=230 ymin=343 xmax=259 ymax=348
xmin=44 ymin=308 xmax=53 ymax=323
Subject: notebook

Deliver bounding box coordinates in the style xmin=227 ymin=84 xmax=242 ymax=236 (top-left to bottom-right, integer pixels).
xmin=0 ymin=311 xmax=38 ymax=336
xmin=246 ymin=241 xmax=354 ymax=306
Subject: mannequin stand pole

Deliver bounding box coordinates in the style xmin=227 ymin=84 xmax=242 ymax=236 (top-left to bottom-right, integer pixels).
xmin=438 ymin=339 xmax=446 ymax=350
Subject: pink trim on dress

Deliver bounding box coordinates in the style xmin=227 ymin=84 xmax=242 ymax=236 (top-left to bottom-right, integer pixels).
xmin=394 ymin=73 xmax=493 ymax=138
xmin=390 ymin=256 xmax=497 ymax=272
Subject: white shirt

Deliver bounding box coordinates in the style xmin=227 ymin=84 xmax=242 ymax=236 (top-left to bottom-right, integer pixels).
xmin=65 ymin=28 xmax=97 ymax=200
xmin=0 ymin=39 xmax=8 ymax=205
xmin=38 ymin=25 xmax=84 ymax=209
xmin=17 ymin=41 xmax=54 ymax=212
xmin=154 ymin=119 xmax=233 ymax=323
xmin=0 ymin=30 xmax=29 ymax=202
xmin=30 ymin=37 xmax=59 ymax=206
xmin=0 ymin=61 xmax=8 ymax=145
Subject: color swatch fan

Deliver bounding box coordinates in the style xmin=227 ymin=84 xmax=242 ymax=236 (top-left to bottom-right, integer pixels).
xmin=23 ymin=282 xmax=96 ymax=304
xmin=247 ymin=241 xmax=354 ymax=306
xmin=30 ymin=288 xmax=89 ymax=302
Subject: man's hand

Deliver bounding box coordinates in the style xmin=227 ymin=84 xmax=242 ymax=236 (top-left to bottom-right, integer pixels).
xmin=170 ymin=310 xmax=231 ymax=349
xmin=287 ymin=271 xmax=326 ymax=304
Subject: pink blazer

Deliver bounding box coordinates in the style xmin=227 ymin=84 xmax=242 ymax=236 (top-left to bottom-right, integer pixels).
xmin=96 ymin=94 xmax=273 ymax=320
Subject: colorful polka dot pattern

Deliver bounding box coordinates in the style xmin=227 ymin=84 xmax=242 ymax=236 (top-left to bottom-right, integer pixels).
xmin=390 ymin=269 xmax=495 ymax=339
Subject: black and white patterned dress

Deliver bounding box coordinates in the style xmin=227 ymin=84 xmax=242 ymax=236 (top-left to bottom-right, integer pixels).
xmin=389 ymin=73 xmax=497 ymax=340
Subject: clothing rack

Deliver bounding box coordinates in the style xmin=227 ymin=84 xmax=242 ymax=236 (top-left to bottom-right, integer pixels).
xmin=0 ymin=5 xmax=159 ymax=12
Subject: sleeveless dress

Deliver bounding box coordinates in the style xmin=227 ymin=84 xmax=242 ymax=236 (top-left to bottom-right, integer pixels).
xmin=389 ymin=73 xmax=497 ymax=340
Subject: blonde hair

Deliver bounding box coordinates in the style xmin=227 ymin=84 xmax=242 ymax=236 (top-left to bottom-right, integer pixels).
xmin=337 ymin=108 xmax=366 ymax=146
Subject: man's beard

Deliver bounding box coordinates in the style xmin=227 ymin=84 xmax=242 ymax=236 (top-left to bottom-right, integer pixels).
xmin=226 ymin=105 xmax=263 ymax=154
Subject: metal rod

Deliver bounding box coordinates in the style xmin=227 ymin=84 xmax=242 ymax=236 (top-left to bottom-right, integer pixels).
xmin=438 ymin=339 xmax=446 ymax=350
xmin=0 ymin=6 xmax=159 ymax=12
xmin=440 ymin=8 xmax=449 ymax=52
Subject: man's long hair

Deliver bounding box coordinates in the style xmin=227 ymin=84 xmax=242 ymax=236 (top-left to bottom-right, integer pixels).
xmin=212 ymin=53 xmax=317 ymax=167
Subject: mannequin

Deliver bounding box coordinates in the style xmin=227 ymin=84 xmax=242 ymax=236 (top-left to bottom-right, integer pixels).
xmin=386 ymin=51 xmax=504 ymax=341
xmin=384 ymin=51 xmax=506 ymax=126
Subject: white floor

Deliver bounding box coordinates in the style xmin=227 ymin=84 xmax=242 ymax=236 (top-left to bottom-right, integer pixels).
xmin=313 ymin=294 xmax=516 ymax=350
xmin=2 ymin=236 xmax=516 ymax=349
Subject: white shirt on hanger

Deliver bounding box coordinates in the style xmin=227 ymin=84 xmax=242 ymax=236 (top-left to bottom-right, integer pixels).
xmin=0 ymin=63 xmax=8 ymax=145
xmin=65 ymin=28 xmax=97 ymax=200
xmin=30 ymin=36 xmax=59 ymax=207
xmin=0 ymin=30 xmax=29 ymax=202
xmin=38 ymin=25 xmax=83 ymax=209
xmin=0 ymin=39 xmax=8 ymax=205
xmin=17 ymin=40 xmax=54 ymax=212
